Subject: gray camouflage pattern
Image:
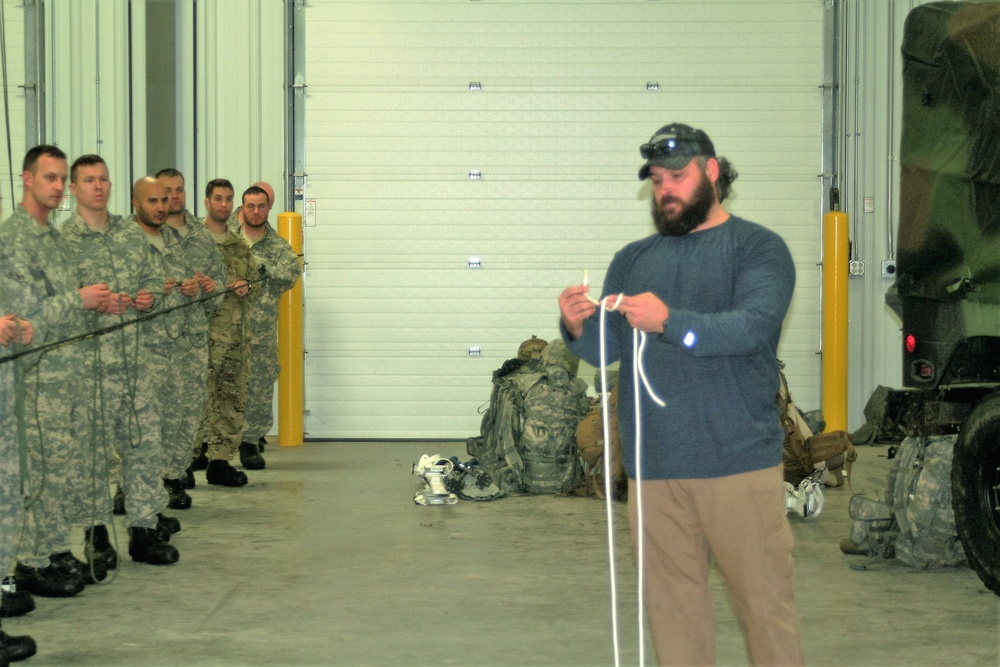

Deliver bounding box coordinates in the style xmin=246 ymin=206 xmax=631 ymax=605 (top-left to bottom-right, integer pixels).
xmin=156 ymin=215 xmax=227 ymax=476
xmin=0 ymin=275 xmax=42 ymax=577
xmin=60 ymin=212 xmax=169 ymax=528
xmin=240 ymin=222 xmax=301 ymax=443
xmin=847 ymin=435 xmax=966 ymax=567
xmin=0 ymin=206 xmax=99 ymax=567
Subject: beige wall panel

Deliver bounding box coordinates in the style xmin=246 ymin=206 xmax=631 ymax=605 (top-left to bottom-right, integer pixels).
xmin=303 ymin=1 xmax=826 ymax=438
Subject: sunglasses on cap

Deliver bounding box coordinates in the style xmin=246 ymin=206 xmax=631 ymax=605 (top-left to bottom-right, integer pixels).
xmin=639 ymin=134 xmax=714 ymax=160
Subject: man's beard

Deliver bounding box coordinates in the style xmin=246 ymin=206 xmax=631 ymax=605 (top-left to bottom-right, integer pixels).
xmin=651 ymin=171 xmax=715 ymax=236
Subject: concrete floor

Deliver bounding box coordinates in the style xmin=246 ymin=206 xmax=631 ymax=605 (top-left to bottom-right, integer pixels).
xmin=5 ymin=441 xmax=998 ymax=666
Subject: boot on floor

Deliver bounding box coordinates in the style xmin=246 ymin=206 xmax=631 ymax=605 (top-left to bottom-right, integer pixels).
xmin=239 ymin=442 xmax=265 ymax=470
xmin=163 ymin=477 xmax=193 ymax=509
xmin=206 ymin=460 xmax=248 ymax=487
xmin=128 ymin=527 xmax=179 ymax=565
xmin=85 ymin=524 xmax=119 ymax=570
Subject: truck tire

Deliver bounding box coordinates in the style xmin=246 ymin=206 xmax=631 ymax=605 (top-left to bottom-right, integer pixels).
xmin=953 ymin=393 xmax=1000 ymax=596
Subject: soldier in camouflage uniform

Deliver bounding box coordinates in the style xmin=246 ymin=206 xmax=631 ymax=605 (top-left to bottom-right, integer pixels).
xmin=0 ymin=146 xmax=112 ymax=598
xmin=126 ymin=176 xmax=215 ymax=565
xmin=199 ymin=179 xmax=257 ymax=487
xmin=155 ymin=169 xmax=226 ymax=497
xmin=0 ymin=253 xmax=42 ymax=659
xmin=234 ymin=184 xmax=301 ymax=469
xmin=59 ymin=157 xmax=177 ymax=567
xmin=0 ymin=280 xmax=36 ymax=599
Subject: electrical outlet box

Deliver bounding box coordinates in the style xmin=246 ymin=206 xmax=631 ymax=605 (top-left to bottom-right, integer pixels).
xmin=468 ymin=346 xmax=481 ymax=357
xmin=881 ymin=260 xmax=897 ymax=278
xmin=849 ymin=259 xmax=865 ymax=276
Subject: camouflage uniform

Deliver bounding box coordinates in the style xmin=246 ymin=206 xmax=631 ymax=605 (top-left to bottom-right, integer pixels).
xmin=0 ymin=276 xmax=41 ymax=579
xmin=158 ymin=212 xmax=226 ymax=477
xmin=58 ymin=212 xmax=169 ymax=530
xmin=0 ymin=206 xmax=97 ymax=570
xmin=199 ymin=227 xmax=257 ymax=462
xmin=239 ymin=222 xmax=301 ymax=444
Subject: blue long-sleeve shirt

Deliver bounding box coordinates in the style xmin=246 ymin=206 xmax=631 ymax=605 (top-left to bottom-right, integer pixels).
xmin=563 ymin=216 xmax=795 ymax=480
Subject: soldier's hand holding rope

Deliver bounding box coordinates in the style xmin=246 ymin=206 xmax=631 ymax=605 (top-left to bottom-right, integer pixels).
xmin=0 ymin=314 xmax=33 ymax=346
xmin=194 ymin=271 xmax=216 ymax=295
xmin=79 ymin=282 xmax=112 ymax=312
xmin=178 ymin=277 xmax=200 ymax=298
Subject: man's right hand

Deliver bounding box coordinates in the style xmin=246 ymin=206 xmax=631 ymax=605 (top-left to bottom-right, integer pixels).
xmin=79 ymin=283 xmax=111 ymax=311
xmin=558 ymin=284 xmax=597 ymax=340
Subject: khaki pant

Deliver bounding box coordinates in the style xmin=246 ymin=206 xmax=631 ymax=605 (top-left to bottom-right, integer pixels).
xmin=628 ymin=465 xmax=805 ymax=666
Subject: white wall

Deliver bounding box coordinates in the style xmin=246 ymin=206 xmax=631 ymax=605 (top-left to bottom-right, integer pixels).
xmin=1 ymin=0 xmax=285 ymax=218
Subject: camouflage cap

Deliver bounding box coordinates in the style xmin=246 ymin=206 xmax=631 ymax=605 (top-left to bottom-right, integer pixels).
xmin=517 ymin=335 xmax=548 ymax=361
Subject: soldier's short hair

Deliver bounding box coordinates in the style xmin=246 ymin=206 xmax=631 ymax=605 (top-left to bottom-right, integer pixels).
xmin=205 ymin=178 xmax=234 ymax=198
xmin=23 ymin=145 xmax=68 ymax=174
xmin=242 ymin=185 xmax=269 ymax=205
xmin=70 ymin=154 xmax=107 ymax=183
xmin=155 ymin=168 xmax=184 ymax=181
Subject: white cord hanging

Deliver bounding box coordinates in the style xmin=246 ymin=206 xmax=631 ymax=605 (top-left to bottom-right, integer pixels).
xmin=583 ymin=270 xmax=666 ymax=666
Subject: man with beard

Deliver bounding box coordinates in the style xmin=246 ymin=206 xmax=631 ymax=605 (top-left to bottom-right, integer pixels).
xmin=234 ymin=184 xmax=300 ymax=469
xmin=197 ymin=179 xmax=256 ymax=487
xmin=557 ymin=124 xmax=802 ymax=666
xmin=127 ymin=176 xmax=188 ymax=564
xmin=154 ymin=169 xmax=225 ymax=499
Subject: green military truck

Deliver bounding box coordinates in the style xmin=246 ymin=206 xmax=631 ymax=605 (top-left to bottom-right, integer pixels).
xmin=885 ymin=1 xmax=1000 ymax=595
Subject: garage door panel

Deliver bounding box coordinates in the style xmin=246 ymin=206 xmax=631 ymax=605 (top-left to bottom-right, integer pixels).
xmin=304 ymin=0 xmax=825 ymax=438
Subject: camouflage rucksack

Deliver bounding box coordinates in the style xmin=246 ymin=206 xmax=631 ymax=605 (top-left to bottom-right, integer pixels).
xmin=846 ymin=435 xmax=966 ymax=568
xmin=469 ymin=339 xmax=590 ymax=495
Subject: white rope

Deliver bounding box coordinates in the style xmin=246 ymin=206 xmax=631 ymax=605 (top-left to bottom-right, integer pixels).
xmin=631 ymin=328 xmax=645 ymax=667
xmin=583 ymin=271 xmax=666 ymax=666
xmin=594 ymin=291 xmax=622 ymax=667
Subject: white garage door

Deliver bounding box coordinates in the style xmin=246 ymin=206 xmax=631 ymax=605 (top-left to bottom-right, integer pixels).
xmin=303 ymin=0 xmax=825 ymax=439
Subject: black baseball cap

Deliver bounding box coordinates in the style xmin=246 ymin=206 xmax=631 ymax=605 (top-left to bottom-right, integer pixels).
xmin=637 ymin=123 xmax=716 ymax=180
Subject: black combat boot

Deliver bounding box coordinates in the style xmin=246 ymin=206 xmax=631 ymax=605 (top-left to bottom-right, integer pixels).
xmin=191 ymin=443 xmax=209 ymax=471
xmin=0 ymin=578 xmax=33 ymax=619
xmin=206 ymin=460 xmax=248 ymax=487
xmin=156 ymin=513 xmax=181 ymax=538
xmin=50 ymin=551 xmax=106 ymax=585
xmin=181 ymin=465 xmax=196 ymax=490
xmin=128 ymin=527 xmax=179 ymax=565
xmin=257 ymin=436 xmax=267 ymax=453
xmin=13 ymin=563 xmax=83 ymax=598
xmin=0 ymin=620 xmax=37 ymax=663
xmin=239 ymin=442 xmax=266 ymax=470
xmin=84 ymin=525 xmax=119 ymax=570
xmin=163 ymin=477 xmax=193 ymax=509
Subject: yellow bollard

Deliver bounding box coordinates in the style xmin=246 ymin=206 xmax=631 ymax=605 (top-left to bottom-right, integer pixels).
xmin=821 ymin=210 xmax=849 ymax=432
xmin=277 ymin=212 xmax=305 ymax=447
